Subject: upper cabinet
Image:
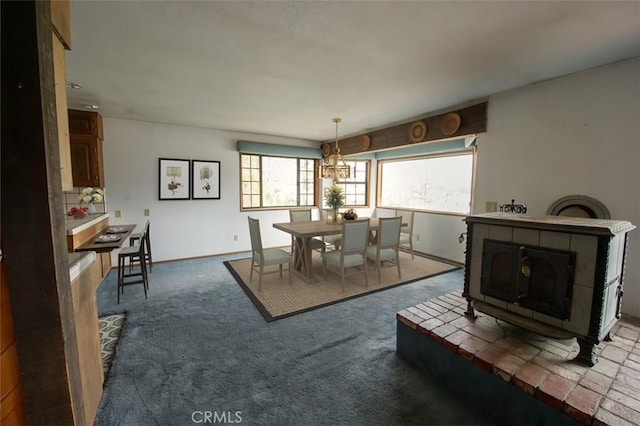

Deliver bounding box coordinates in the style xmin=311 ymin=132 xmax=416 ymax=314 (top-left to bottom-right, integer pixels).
xmin=68 ymin=110 xmax=104 ymax=140
xmin=69 ymin=110 xmax=105 ymax=188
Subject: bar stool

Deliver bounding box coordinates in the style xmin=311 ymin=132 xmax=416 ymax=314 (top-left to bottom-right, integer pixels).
xmin=117 ymin=236 xmax=148 ymax=303
xmin=129 ymin=220 xmax=152 ymax=272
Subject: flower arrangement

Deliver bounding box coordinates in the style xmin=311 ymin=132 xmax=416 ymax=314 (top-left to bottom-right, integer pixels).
xmin=324 ymin=185 xmax=345 ymax=210
xmin=343 ymin=208 xmax=358 ymax=220
xmin=78 ymin=187 xmax=104 ymax=204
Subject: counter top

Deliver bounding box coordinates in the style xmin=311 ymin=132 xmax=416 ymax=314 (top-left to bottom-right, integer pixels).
xmin=69 ymin=251 xmax=97 ymax=282
xmin=65 ymin=213 xmax=109 ymax=236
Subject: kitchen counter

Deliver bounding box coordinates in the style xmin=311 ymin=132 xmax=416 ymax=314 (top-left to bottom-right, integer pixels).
xmin=69 ymin=251 xmax=97 ymax=281
xmin=65 ymin=213 xmax=109 ymax=236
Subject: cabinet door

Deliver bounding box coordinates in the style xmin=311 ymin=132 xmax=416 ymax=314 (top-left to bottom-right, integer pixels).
xmin=68 ymin=110 xmax=103 ymax=140
xmin=70 ymin=136 xmax=104 ymax=187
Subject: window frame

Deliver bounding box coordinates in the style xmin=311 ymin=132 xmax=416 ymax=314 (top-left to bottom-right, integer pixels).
xmin=332 ymin=159 xmax=371 ymax=208
xmin=239 ymin=153 xmax=321 ymax=211
xmin=376 ymin=148 xmax=476 ymax=216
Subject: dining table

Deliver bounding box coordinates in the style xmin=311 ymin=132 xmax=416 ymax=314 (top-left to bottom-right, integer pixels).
xmin=273 ymin=217 xmax=402 ymax=284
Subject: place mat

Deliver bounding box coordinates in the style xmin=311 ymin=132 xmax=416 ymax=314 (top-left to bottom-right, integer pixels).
xmin=95 ymin=234 xmax=121 ymax=244
xmin=106 ymin=226 xmax=128 ymax=234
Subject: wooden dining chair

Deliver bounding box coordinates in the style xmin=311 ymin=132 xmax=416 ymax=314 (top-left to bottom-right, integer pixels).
xmin=288 ymin=209 xmax=326 ymax=255
xmin=365 ymin=216 xmax=402 ymax=283
xmin=395 ymin=209 xmax=415 ymax=259
xmin=248 ymin=217 xmax=292 ymax=291
xmin=321 ymin=218 xmax=370 ymax=292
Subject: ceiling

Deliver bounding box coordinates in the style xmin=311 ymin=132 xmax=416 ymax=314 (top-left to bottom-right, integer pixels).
xmin=65 ymin=1 xmax=640 ymax=142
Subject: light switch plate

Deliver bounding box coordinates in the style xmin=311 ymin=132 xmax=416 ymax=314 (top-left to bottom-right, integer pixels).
xmin=115 ymin=210 xmax=121 ymax=218
xmin=144 ymin=208 xmax=150 ymax=216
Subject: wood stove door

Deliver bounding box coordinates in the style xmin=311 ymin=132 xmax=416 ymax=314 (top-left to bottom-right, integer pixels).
xmin=518 ymin=247 xmax=575 ymax=320
xmin=481 ymin=241 xmax=521 ymax=302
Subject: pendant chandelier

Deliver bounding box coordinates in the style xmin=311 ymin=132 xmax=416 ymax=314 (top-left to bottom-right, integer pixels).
xmin=320 ymin=117 xmax=351 ymax=183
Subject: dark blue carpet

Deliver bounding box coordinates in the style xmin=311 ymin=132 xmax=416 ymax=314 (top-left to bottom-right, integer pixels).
xmin=96 ymin=253 xmax=500 ymax=425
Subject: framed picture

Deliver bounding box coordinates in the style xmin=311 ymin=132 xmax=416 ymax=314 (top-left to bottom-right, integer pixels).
xmin=159 ymin=158 xmax=190 ymax=200
xmin=191 ymin=160 xmax=221 ymax=199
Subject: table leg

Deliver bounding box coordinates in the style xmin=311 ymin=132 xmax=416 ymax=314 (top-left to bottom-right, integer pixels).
xmin=291 ymin=236 xmax=317 ymax=284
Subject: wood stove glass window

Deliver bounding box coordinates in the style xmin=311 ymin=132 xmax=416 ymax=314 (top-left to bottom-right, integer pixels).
xmin=481 ymin=240 xmax=576 ymax=319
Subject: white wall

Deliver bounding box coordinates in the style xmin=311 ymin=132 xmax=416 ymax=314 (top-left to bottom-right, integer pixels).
xmin=475 ymin=58 xmax=640 ymax=318
xmin=103 ymin=119 xmax=317 ymax=263
xmin=103 ymin=58 xmax=639 ymax=317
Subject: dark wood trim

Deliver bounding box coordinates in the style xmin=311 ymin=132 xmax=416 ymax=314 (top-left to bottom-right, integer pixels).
xmin=323 ymin=102 xmax=487 ymax=157
xmin=1 ymin=1 xmax=82 ymax=424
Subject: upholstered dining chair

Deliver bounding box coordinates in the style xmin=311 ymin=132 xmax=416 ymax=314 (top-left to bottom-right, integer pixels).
xmin=395 ymin=209 xmax=415 ymax=259
xmin=288 ymin=209 xmax=326 ymax=255
xmin=321 ymin=218 xmax=370 ymax=292
xmin=248 ymin=217 xmax=292 ymax=291
xmin=365 ymin=216 xmax=402 ymax=283
xmin=319 ymin=209 xmax=342 ymax=251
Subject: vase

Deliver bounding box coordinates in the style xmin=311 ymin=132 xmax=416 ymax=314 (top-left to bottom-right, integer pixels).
xmin=333 ymin=208 xmax=339 ymax=223
xmin=87 ymin=202 xmax=96 ymax=214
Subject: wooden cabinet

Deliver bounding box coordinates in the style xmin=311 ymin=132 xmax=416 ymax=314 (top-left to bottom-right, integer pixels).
xmin=69 ymin=110 xmax=105 ymax=188
xmin=69 ymin=109 xmax=103 ymax=139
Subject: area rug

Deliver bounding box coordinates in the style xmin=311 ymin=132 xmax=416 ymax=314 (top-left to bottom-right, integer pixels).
xmin=225 ymin=251 xmax=460 ymax=321
xmin=98 ymin=313 xmax=126 ymax=378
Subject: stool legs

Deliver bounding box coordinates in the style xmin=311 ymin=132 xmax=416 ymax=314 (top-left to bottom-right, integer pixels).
xmin=117 ymin=247 xmax=149 ymax=304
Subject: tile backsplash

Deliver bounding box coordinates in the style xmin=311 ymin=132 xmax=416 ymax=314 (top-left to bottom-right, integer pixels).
xmin=63 ymin=187 xmax=107 ymax=215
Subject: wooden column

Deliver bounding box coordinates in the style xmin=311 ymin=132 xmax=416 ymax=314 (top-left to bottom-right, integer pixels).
xmin=1 ymin=1 xmax=84 ymax=425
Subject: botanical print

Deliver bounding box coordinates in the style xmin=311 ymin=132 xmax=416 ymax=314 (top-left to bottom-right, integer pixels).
xmin=159 ymin=158 xmax=190 ymax=200
xmin=191 ymin=160 xmax=220 ymax=199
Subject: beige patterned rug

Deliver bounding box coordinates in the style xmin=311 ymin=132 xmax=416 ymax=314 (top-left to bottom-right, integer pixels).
xmin=225 ymin=251 xmax=460 ymax=321
xmin=99 ymin=313 xmax=126 ymax=378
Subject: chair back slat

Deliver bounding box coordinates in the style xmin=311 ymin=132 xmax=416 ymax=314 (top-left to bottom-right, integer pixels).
xmin=289 ymin=209 xmax=312 ymax=222
xmin=341 ymin=219 xmax=370 ymax=253
xmin=248 ymin=217 xmax=263 ymax=253
xmin=378 ymin=216 xmax=402 ymax=248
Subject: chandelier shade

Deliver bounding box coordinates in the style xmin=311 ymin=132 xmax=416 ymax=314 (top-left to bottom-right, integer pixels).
xmin=319 ymin=117 xmax=351 ymax=183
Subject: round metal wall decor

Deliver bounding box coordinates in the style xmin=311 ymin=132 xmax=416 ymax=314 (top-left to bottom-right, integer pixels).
xmin=360 ymin=134 xmax=371 ymax=150
xmin=409 ymin=120 xmax=427 ymax=143
xmin=441 ymin=113 xmax=461 ymax=136
xmin=322 ymin=144 xmax=331 ymax=157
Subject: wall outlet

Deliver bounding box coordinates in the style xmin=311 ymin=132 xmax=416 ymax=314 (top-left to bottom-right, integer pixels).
xmin=144 ymin=208 xmax=150 ymax=216
xmin=486 ymin=201 xmax=498 ymax=212
xmin=115 ymin=210 xmax=121 ymax=218
xmin=233 ymin=235 xmax=238 ymax=241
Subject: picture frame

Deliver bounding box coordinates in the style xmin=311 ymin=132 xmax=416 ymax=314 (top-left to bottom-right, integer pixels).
xmin=191 ymin=160 xmax=221 ymax=200
xmin=159 ymin=158 xmax=190 ymax=200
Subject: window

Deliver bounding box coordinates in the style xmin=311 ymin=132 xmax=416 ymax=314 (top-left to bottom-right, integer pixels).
xmin=241 ymin=154 xmax=316 ymax=209
xmin=333 ymin=160 xmax=369 ymax=206
xmin=379 ymin=150 xmax=474 ymax=214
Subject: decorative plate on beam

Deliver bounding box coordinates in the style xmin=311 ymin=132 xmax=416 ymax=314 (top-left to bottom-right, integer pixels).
xmin=360 ymin=134 xmax=371 ymax=150
xmin=441 ymin=113 xmax=461 ymax=135
xmin=409 ymin=120 xmax=427 ymax=143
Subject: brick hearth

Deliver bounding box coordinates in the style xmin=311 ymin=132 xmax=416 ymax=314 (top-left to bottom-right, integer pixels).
xmin=396 ymin=291 xmax=640 ymax=425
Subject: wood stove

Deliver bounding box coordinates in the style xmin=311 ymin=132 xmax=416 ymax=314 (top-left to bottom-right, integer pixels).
xmin=463 ymin=213 xmax=635 ymax=366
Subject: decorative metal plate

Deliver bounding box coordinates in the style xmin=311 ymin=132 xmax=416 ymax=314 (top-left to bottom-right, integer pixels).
xmin=409 ymin=120 xmax=427 ymax=143
xmin=360 ymin=134 xmax=371 ymax=150
xmin=322 ymin=144 xmax=331 ymax=157
xmin=441 ymin=113 xmax=461 ymax=135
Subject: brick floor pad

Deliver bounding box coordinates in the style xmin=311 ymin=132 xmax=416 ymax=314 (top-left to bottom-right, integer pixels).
xmin=397 ymin=291 xmax=640 ymax=426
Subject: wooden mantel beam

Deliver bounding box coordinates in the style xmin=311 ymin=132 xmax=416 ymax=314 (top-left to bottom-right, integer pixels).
xmin=322 ymin=102 xmax=487 ymax=157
